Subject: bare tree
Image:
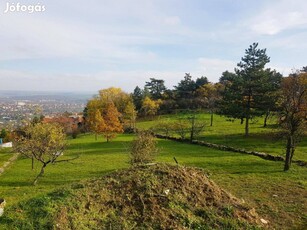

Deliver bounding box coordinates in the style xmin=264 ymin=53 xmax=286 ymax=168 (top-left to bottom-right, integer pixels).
xmin=279 ymin=72 xmax=306 ymax=171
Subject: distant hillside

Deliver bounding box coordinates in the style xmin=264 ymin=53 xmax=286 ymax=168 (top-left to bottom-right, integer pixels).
xmin=0 ymin=90 xmax=94 ymax=101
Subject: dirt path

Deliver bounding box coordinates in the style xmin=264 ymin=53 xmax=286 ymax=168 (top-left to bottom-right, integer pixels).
xmin=0 ymin=153 xmax=20 ymax=175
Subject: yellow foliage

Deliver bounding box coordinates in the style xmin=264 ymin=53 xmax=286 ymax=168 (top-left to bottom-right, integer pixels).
xmin=141 ymin=97 xmax=161 ymax=116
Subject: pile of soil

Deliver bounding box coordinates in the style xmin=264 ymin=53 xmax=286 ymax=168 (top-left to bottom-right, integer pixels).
xmin=54 ymin=164 xmax=265 ymax=229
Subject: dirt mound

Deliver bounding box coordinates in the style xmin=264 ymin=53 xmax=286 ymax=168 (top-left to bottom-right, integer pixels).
xmin=55 ymin=164 xmax=265 ymax=229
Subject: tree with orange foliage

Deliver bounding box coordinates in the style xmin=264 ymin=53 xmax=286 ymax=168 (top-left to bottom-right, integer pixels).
xmin=88 ymin=109 xmax=106 ymax=140
xmin=279 ymin=72 xmax=306 ymax=171
xmin=102 ymin=102 xmax=123 ymax=142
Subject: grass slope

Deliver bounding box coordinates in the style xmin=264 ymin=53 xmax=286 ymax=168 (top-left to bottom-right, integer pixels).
xmin=137 ymin=113 xmax=307 ymax=161
xmin=0 ymin=148 xmax=13 ymax=167
xmin=0 ymin=133 xmax=306 ymax=229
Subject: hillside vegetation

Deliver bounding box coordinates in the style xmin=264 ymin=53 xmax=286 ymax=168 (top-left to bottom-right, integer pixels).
xmin=137 ymin=113 xmax=307 ymax=161
xmin=3 ymin=164 xmax=266 ymax=229
xmin=0 ymin=130 xmax=306 ymax=229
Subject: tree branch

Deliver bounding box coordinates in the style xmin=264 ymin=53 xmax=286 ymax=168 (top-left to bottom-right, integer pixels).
xmin=53 ymin=155 xmax=80 ymax=163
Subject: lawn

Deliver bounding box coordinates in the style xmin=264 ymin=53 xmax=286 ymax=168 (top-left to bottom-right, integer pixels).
xmin=0 ymin=148 xmax=13 ymax=167
xmin=0 ymin=133 xmax=306 ymax=229
xmin=137 ymin=113 xmax=307 ymax=161
xmin=0 ymin=134 xmax=131 ymax=207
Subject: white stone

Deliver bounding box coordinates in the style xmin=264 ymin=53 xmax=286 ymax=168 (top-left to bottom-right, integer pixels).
xmin=260 ymin=218 xmax=268 ymax=224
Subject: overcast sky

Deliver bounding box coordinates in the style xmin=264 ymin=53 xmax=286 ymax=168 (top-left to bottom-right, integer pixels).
xmin=0 ymin=0 xmax=306 ymax=93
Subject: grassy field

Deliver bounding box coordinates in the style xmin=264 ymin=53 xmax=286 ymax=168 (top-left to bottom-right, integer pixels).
xmin=0 ymin=132 xmax=306 ymax=229
xmin=137 ymin=113 xmax=307 ymax=161
xmin=0 ymin=134 xmax=131 ymax=208
xmin=0 ymin=148 xmax=13 ymax=166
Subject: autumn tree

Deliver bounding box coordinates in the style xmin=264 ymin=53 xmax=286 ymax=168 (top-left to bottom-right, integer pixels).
xmin=13 ymin=123 xmax=67 ymax=185
xmin=279 ymin=72 xmax=306 ymax=171
xmin=197 ymin=83 xmax=223 ymax=126
xmin=102 ymin=102 xmax=123 ymax=142
xmin=88 ymin=109 xmax=106 ymax=140
xmin=123 ymin=100 xmax=137 ymax=131
xmin=141 ymin=96 xmax=161 ymax=118
xmin=98 ymin=87 xmax=131 ymax=114
xmin=85 ymin=87 xmax=134 ymax=140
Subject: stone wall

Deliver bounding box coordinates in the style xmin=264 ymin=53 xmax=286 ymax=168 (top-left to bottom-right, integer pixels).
xmin=153 ymin=133 xmax=306 ymax=167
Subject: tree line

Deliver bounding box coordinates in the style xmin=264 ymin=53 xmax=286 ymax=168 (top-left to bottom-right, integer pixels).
xmin=11 ymin=42 xmax=305 ymax=177
xmin=84 ymin=43 xmax=306 ymax=171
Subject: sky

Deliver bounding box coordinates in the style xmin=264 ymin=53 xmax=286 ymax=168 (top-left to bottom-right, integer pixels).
xmin=0 ymin=0 xmax=306 ymax=93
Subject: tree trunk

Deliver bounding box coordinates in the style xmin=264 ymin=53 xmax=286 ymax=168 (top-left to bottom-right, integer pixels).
xmin=33 ymin=163 xmax=47 ymax=185
xmin=240 ymin=118 xmax=244 ymax=124
xmin=31 ymin=157 xmax=34 ymax=170
xmin=245 ymin=116 xmax=249 ymax=137
xmin=263 ymin=110 xmax=270 ymax=127
xmin=210 ymin=111 xmax=213 ymax=127
xmin=190 ymin=116 xmax=195 ymax=142
xmin=245 ymin=94 xmax=251 ymax=137
xmin=284 ymin=136 xmax=293 ymax=171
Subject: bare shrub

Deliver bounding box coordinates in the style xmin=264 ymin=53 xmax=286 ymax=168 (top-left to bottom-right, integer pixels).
xmin=130 ymin=131 xmax=158 ymax=164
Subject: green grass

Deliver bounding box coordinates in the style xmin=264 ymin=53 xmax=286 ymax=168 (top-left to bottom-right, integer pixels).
xmin=158 ymin=138 xmax=307 ymax=229
xmin=0 ymin=134 xmax=131 ymax=207
xmin=0 ymin=132 xmax=306 ymax=229
xmin=0 ymin=148 xmax=13 ymax=166
xmin=137 ymin=113 xmax=307 ymax=161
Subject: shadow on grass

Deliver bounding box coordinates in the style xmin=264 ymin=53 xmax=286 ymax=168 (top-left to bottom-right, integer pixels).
xmin=67 ymin=141 xmax=131 ymax=155
xmin=190 ymin=160 xmax=284 ymax=175
xmin=198 ymin=132 xmax=282 ymax=142
xmin=0 ymin=181 xmax=32 ymax=187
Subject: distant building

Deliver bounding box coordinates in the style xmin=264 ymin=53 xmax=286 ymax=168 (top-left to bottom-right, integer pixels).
xmin=42 ymin=115 xmax=84 ymax=134
xmin=0 ymin=142 xmax=12 ymax=148
xmin=17 ymin=102 xmax=26 ymax=106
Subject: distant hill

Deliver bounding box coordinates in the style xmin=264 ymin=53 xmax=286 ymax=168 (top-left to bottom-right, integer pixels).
xmin=0 ymin=90 xmax=94 ymax=101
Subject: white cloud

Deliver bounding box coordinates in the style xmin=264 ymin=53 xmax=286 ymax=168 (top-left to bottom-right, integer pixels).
xmin=197 ymin=58 xmax=236 ymax=82
xmin=164 ymin=16 xmax=181 ymax=26
xmin=250 ymin=0 xmax=307 ymax=35
xmin=0 ymin=0 xmax=306 ymax=92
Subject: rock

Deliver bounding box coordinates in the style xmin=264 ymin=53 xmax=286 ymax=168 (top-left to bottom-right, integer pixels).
xmin=260 ymin=218 xmax=268 ymax=224
xmin=0 ymin=198 xmax=6 ymax=217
